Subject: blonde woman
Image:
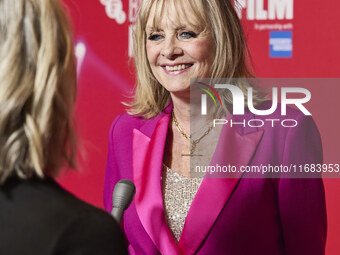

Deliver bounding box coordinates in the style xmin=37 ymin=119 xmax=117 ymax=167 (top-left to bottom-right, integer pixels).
xmin=104 ymin=0 xmax=326 ymax=254
xmin=0 ymin=0 xmax=127 ymax=254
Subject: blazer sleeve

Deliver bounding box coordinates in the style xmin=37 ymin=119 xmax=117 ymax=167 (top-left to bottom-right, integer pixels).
xmin=279 ymin=113 xmax=327 ymax=255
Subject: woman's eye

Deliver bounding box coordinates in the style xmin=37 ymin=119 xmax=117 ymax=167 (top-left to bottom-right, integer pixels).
xmin=180 ymin=31 xmax=198 ymax=39
xmin=148 ymin=34 xmax=163 ymax=41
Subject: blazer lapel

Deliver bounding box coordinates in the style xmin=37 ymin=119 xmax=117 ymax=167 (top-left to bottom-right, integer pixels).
xmin=178 ymin=123 xmax=264 ymax=255
xmin=132 ymin=111 xmax=181 ymax=255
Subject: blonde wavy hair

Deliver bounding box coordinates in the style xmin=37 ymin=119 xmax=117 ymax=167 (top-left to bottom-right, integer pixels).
xmin=0 ymin=0 xmax=76 ymax=183
xmin=128 ymin=0 xmax=264 ymax=119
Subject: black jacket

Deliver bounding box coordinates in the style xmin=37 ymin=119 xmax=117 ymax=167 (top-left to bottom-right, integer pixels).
xmin=0 ymin=176 xmax=128 ymax=255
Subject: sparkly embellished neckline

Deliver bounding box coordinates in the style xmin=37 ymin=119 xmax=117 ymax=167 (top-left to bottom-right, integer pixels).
xmin=162 ymin=164 xmax=202 ymax=243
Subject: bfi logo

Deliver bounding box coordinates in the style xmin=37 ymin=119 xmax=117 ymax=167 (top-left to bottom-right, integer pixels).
xmin=235 ymin=0 xmax=294 ymax=20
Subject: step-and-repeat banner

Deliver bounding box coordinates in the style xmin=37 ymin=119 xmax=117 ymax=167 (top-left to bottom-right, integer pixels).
xmin=60 ymin=1 xmax=340 ymax=253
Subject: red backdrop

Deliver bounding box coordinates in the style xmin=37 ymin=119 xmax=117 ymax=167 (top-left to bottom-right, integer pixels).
xmin=60 ymin=1 xmax=340 ymax=254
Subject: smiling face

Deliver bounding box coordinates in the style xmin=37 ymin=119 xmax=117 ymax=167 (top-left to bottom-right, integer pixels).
xmin=145 ymin=1 xmax=215 ymax=97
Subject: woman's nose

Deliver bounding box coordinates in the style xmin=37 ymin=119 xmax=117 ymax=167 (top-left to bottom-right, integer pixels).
xmin=160 ymin=37 xmax=183 ymax=59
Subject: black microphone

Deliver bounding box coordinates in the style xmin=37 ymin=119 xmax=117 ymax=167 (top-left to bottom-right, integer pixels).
xmin=111 ymin=179 xmax=136 ymax=224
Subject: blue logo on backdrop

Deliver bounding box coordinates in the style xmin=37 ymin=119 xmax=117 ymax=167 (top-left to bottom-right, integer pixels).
xmin=269 ymin=31 xmax=292 ymax=58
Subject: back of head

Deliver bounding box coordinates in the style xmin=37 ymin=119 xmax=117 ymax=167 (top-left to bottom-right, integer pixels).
xmin=0 ymin=0 xmax=76 ymax=183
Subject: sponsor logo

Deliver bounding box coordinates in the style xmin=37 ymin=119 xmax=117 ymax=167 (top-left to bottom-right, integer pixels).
xmin=269 ymin=31 xmax=292 ymax=58
xmin=100 ymin=0 xmax=142 ymax=56
xmin=100 ymin=0 xmax=127 ymax=24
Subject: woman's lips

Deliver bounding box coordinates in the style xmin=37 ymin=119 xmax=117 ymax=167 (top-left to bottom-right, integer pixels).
xmin=161 ymin=63 xmax=193 ymax=75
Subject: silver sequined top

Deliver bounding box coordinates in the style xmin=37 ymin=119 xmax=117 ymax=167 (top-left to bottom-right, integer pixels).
xmin=162 ymin=165 xmax=203 ymax=243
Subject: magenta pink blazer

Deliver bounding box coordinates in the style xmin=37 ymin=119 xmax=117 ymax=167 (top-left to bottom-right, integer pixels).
xmin=104 ymin=102 xmax=327 ymax=255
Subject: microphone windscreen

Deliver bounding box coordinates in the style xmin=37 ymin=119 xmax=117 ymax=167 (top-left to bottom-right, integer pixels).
xmin=112 ymin=179 xmax=136 ymax=210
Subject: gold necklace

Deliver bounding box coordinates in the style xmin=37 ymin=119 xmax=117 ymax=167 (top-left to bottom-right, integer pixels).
xmin=172 ymin=110 xmax=213 ymax=156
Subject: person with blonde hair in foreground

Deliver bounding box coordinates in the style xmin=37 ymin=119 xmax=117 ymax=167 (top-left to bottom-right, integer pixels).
xmin=0 ymin=0 xmax=127 ymax=254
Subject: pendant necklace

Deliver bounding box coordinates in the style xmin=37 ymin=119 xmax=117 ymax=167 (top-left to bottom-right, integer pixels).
xmin=172 ymin=110 xmax=213 ymax=157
